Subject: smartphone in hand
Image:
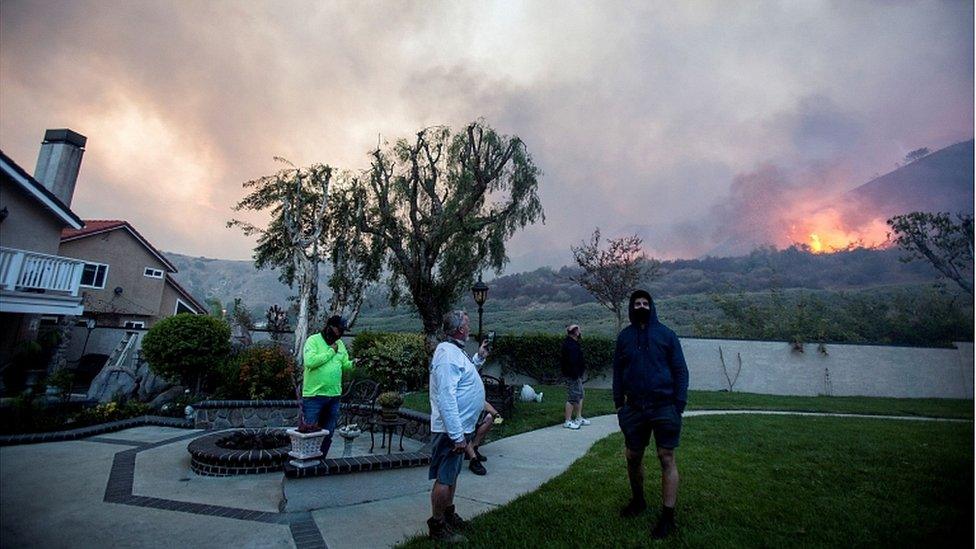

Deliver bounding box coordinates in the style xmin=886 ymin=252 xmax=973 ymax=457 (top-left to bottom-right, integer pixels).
xmin=486 ymin=331 xmax=496 ymax=351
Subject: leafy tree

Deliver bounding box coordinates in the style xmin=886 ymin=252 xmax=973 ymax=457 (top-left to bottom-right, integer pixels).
xmin=142 ymin=314 xmax=231 ymax=393
xmin=335 ymin=121 xmax=544 ymax=349
xmin=569 ymin=228 xmax=661 ymax=330
xmin=323 ymin=184 xmax=383 ymax=328
xmin=205 ymin=297 xmax=225 ymax=318
xmin=888 ymin=212 xmax=973 ymax=295
xmin=904 ymin=147 xmax=930 ymax=164
xmin=228 ymin=158 xmax=335 ymax=365
xmin=229 ymin=297 xmax=255 ymax=347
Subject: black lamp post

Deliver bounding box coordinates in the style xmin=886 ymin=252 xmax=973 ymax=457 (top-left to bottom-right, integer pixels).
xmin=471 ymin=275 xmax=489 ymax=343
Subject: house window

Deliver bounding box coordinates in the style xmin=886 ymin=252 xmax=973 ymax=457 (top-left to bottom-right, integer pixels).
xmin=175 ymin=298 xmax=195 ymax=315
xmin=122 ymin=320 xmax=145 ymax=329
xmin=144 ymin=268 xmax=164 ymax=279
xmin=80 ymin=262 xmax=109 ymax=289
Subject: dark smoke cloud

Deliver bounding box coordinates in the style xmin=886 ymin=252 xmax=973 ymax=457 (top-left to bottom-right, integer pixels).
xmin=0 ymin=0 xmax=971 ymax=269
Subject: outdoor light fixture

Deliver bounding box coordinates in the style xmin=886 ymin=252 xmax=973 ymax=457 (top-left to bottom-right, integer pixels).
xmin=471 ymin=275 xmax=489 ymax=343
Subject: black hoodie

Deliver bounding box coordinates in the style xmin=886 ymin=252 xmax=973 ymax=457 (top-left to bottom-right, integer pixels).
xmin=612 ymin=290 xmax=689 ymax=411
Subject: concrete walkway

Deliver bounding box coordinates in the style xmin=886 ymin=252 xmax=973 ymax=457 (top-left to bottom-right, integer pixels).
xmin=1 ymin=412 xmax=968 ymax=548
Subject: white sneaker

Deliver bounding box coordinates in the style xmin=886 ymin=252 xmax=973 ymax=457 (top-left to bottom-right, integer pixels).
xmin=575 ymin=417 xmax=591 ymax=426
xmin=563 ymin=420 xmax=580 ymax=430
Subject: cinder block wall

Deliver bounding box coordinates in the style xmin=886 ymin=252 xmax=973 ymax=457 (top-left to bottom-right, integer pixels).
xmin=481 ymin=338 xmax=974 ymax=399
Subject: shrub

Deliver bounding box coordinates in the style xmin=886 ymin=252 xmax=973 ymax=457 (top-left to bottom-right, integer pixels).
xmin=356 ymin=333 xmax=429 ymax=391
xmin=377 ymin=391 xmax=404 ymax=408
xmin=75 ymin=400 xmax=149 ymax=424
xmin=217 ymin=344 xmax=296 ymax=400
xmin=142 ymin=314 xmax=231 ymax=392
xmin=491 ymin=333 xmax=615 ymax=382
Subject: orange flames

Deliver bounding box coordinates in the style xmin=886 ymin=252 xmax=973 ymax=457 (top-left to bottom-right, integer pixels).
xmin=787 ymin=208 xmax=891 ymax=254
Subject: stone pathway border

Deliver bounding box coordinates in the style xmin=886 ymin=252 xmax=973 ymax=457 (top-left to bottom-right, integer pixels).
xmin=98 ymin=430 xmax=328 ymax=549
xmin=0 ymin=415 xmax=192 ymax=446
xmin=6 ymin=409 xmax=970 ymax=549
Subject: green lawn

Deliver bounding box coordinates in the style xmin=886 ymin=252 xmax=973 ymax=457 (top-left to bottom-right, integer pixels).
xmin=400 ymin=415 xmax=973 ymax=548
xmin=402 ymin=386 xmax=973 ymax=442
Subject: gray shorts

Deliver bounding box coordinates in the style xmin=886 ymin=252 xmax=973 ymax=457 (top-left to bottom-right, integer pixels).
xmin=565 ymin=377 xmax=584 ymax=404
xmin=428 ymin=432 xmax=474 ymax=486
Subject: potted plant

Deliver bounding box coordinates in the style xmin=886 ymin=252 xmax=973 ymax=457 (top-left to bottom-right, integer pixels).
xmin=377 ymin=391 xmax=403 ymax=420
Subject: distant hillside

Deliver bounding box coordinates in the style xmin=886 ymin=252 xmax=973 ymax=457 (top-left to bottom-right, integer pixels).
xmin=847 ymin=139 xmax=974 ymax=220
xmin=164 ymin=253 xmax=333 ymax=315
xmin=167 ymin=245 xmax=946 ymax=318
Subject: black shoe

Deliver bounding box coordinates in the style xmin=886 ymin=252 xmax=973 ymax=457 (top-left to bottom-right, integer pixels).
xmin=445 ymin=505 xmax=468 ymax=531
xmin=619 ymin=498 xmax=647 ymax=518
xmin=474 ymin=447 xmax=487 ymax=462
xmin=469 ymin=459 xmax=487 ymax=475
xmin=651 ymin=510 xmax=676 ymax=539
xmin=427 ymin=517 xmax=467 ymax=543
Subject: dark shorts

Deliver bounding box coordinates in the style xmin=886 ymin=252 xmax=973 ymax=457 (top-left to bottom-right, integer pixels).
xmin=565 ymin=377 xmax=584 ymax=404
xmin=428 ymin=432 xmax=474 ymax=486
xmin=617 ymin=402 xmax=682 ymax=450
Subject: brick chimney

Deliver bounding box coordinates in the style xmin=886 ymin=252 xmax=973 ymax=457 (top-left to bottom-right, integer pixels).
xmin=34 ymin=128 xmax=86 ymax=207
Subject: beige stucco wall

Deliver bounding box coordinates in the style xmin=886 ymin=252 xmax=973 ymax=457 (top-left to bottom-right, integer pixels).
xmin=0 ymin=177 xmax=66 ymax=255
xmin=159 ymin=282 xmax=201 ymax=319
xmin=59 ymin=229 xmax=169 ymax=324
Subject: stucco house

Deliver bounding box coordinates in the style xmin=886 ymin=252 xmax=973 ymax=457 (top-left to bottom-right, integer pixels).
xmin=0 ymin=130 xmax=88 ymax=368
xmin=59 ymin=220 xmax=207 ymax=328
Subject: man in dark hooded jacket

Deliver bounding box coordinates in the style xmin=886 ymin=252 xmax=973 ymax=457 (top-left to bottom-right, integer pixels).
xmin=613 ymin=289 xmax=689 ymax=539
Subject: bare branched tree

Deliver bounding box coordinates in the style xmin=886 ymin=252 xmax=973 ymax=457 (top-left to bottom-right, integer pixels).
xmin=888 ymin=212 xmax=974 ymax=295
xmin=569 ymin=228 xmax=660 ymax=330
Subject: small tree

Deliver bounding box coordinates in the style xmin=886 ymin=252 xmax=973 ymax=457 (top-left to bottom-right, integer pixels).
xmin=888 ymin=212 xmax=973 ymax=295
xmin=142 ymin=314 xmax=231 ymax=394
xmin=230 ymin=297 xmax=255 ymax=347
xmin=228 ymin=159 xmax=334 ymax=366
xmin=904 ymin=147 xmax=930 ymax=164
xmin=569 ymin=228 xmax=661 ymax=330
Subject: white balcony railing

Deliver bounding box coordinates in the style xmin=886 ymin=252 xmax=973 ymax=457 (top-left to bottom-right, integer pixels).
xmin=0 ymin=246 xmax=86 ymax=296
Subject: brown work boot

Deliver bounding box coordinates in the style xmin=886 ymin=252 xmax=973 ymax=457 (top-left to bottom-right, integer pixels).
xmin=427 ymin=517 xmax=467 ymax=543
xmin=445 ymin=504 xmax=469 ymax=531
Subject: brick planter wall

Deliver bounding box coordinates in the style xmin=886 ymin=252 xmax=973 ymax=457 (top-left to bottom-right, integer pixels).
xmin=193 ymin=400 xmax=432 ymax=443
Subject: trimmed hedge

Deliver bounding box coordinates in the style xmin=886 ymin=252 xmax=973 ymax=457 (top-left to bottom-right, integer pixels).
xmin=491 ymin=333 xmax=614 ymax=383
xmin=352 ymin=332 xmax=429 ymax=391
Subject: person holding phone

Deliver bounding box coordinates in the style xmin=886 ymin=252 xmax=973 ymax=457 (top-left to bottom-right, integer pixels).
xmin=426 ymin=310 xmax=490 ymax=543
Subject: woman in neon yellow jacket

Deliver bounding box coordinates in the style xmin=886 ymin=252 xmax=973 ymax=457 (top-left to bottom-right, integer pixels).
xmin=301 ymin=315 xmax=353 ymax=456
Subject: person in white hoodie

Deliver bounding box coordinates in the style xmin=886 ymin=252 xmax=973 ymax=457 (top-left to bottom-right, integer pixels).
xmin=426 ymin=310 xmax=489 ymax=543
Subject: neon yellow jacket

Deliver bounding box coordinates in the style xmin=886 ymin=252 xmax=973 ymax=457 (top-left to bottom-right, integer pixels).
xmin=302 ymin=333 xmax=353 ymax=397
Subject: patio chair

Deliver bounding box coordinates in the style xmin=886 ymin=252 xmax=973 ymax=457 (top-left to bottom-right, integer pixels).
xmin=481 ymin=373 xmax=515 ymax=418
xmin=338 ymin=379 xmax=380 ymax=428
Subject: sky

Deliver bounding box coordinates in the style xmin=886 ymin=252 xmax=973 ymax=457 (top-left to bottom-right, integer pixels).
xmin=1 ymin=0 xmax=972 ymax=273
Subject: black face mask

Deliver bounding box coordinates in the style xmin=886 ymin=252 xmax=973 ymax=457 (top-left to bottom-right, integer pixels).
xmin=322 ymin=327 xmax=341 ymax=344
xmin=633 ymin=308 xmax=651 ymax=324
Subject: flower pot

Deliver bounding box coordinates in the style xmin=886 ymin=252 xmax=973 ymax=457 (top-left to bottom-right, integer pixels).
xmin=380 ymin=406 xmax=400 ymax=421
xmin=286 ymin=427 xmax=329 ymax=468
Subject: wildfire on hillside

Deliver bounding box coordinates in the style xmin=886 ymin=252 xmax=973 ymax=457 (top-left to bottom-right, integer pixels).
xmin=786 ymin=207 xmax=891 ymax=253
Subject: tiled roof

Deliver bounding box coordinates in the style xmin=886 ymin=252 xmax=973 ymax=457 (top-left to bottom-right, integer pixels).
xmin=61 ymin=219 xmax=177 ymax=272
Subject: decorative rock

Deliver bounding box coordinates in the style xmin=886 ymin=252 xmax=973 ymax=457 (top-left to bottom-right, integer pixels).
xmin=229 ymin=409 xmax=244 ymax=427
